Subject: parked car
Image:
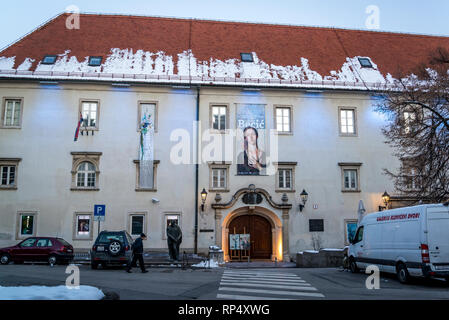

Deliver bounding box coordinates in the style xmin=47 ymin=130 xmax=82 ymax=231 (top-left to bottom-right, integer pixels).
xmin=348 ymin=203 xmax=449 ymax=283
xmin=0 ymin=237 xmax=74 ymax=265
xmin=90 ymin=230 xmax=133 ymax=269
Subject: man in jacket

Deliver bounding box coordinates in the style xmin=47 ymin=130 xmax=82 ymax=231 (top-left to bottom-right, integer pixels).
xmin=167 ymin=221 xmax=182 ymax=261
xmin=126 ymin=233 xmax=148 ymax=273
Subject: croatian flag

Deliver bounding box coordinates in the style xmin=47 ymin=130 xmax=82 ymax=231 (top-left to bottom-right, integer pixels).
xmin=74 ymin=112 xmax=83 ymax=141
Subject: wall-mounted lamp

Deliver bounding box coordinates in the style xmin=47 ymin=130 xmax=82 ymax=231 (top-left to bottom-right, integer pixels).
xmin=378 ymin=190 xmax=390 ymax=211
xmin=201 ymin=188 xmax=208 ymax=211
xmin=299 ymin=189 xmax=308 ymax=212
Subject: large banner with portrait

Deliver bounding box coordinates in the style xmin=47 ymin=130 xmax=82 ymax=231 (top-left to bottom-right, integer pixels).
xmin=236 ymin=104 xmax=266 ymax=175
xmin=139 ymin=103 xmax=155 ymax=189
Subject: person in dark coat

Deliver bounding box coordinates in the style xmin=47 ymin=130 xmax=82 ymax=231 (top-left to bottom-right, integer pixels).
xmin=167 ymin=221 xmax=182 ymax=261
xmin=126 ymin=233 xmax=148 ymax=273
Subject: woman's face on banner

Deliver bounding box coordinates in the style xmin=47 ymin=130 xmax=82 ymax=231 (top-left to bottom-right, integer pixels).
xmin=244 ymin=128 xmax=257 ymax=146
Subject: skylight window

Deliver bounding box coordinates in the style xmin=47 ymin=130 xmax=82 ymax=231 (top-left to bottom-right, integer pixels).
xmin=88 ymin=56 xmax=103 ymax=67
xmin=240 ymin=53 xmax=254 ymax=62
xmin=358 ymin=57 xmax=373 ymax=68
xmin=42 ymin=55 xmax=57 ymax=65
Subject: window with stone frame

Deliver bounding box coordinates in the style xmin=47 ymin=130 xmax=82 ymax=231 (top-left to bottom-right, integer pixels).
xmin=134 ymin=160 xmax=159 ymax=191
xmin=129 ymin=213 xmax=147 ymax=236
xmin=73 ymin=213 xmax=93 ymax=240
xmin=208 ymin=162 xmax=231 ymax=191
xmin=339 ymin=163 xmax=362 ymax=192
xmin=0 ymin=158 xmax=21 ymax=189
xmin=275 ymin=162 xmax=297 ymax=192
xmin=401 ymin=159 xmax=423 ymax=191
xmin=1 ymin=98 xmax=23 ymax=128
xmin=71 ymin=152 xmax=101 ymax=191
xmin=210 ymin=104 xmax=229 ymax=132
xmin=16 ymin=212 xmax=37 ymax=239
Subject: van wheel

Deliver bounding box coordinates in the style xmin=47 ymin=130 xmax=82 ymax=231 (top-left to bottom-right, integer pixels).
xmin=349 ymin=258 xmax=359 ymax=273
xmin=396 ymin=263 xmax=410 ymax=284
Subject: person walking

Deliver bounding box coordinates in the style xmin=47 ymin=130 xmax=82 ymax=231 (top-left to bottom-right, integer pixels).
xmin=126 ymin=233 xmax=148 ymax=273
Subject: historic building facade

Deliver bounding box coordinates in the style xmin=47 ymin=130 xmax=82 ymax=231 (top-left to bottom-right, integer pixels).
xmin=1 ymin=13 xmax=448 ymax=260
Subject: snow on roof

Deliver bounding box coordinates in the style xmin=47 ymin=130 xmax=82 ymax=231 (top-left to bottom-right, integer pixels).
xmin=0 ymin=13 xmax=448 ymax=88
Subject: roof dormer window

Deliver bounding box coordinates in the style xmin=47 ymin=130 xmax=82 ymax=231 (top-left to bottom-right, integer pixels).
xmin=358 ymin=57 xmax=373 ymax=68
xmin=42 ymin=55 xmax=57 ymax=65
xmin=88 ymin=56 xmax=103 ymax=67
xmin=240 ymin=53 xmax=254 ymax=62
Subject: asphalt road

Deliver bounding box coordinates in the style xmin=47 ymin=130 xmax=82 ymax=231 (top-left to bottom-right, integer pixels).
xmin=0 ymin=263 xmax=448 ymax=300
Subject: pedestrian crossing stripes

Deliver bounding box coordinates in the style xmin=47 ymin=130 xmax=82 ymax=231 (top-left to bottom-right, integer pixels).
xmin=217 ymin=270 xmax=325 ymax=300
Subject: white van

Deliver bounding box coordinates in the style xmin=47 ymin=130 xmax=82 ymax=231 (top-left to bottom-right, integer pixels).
xmin=348 ymin=203 xmax=449 ymax=283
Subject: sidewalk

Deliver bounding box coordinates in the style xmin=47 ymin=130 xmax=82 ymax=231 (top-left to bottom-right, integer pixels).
xmin=225 ymin=261 xmax=296 ymax=268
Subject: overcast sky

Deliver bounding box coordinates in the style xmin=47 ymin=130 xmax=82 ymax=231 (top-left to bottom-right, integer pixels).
xmin=1 ymin=0 xmax=448 ymax=51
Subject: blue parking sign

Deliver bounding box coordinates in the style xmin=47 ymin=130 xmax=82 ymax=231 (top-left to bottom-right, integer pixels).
xmin=94 ymin=205 xmax=105 ymax=221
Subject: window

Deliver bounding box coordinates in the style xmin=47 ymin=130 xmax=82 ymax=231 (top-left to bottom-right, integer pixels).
xmin=275 ymin=106 xmax=292 ymax=133
xmin=275 ymin=162 xmax=297 ymax=192
xmin=17 ymin=212 xmax=37 ymax=239
xmin=240 ymin=53 xmax=254 ymax=62
xmin=212 ymin=168 xmax=227 ymax=189
xmin=134 ymin=160 xmax=159 ymax=191
xmin=403 ymin=111 xmax=416 ymax=134
xmin=71 ymin=152 xmax=101 ymax=191
xmin=345 ymin=220 xmax=358 ymax=245
xmin=76 ymin=162 xmax=96 ymax=187
xmin=137 ymin=101 xmax=158 ymax=132
xmin=88 ymin=56 xmax=102 ymax=66
xmin=339 ymin=163 xmax=362 ymax=192
xmin=208 ymin=162 xmax=231 ymax=191
xmin=19 ymin=238 xmax=36 ymax=247
xmin=211 ymin=105 xmax=228 ymax=131
xmin=76 ymin=215 xmax=91 ymax=236
xmin=354 ymin=226 xmax=364 ymax=243
xmin=278 ymin=169 xmax=292 ymax=189
xmin=401 ymin=160 xmax=422 ymax=190
xmin=358 ymin=58 xmax=373 ymax=68
xmin=1 ymin=165 xmax=15 ymax=187
xmin=129 ymin=214 xmax=146 ymax=236
xmin=42 ymin=55 xmax=57 ymax=65
xmin=80 ymin=101 xmax=99 ymax=129
xmin=2 ymin=98 xmax=23 ymax=128
xmin=309 ymin=219 xmax=324 ymax=232
xmin=339 ymin=107 xmax=357 ymax=135
xmin=36 ymin=239 xmax=51 ymax=247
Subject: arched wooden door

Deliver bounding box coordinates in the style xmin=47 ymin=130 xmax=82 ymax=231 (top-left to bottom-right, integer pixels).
xmin=228 ymin=214 xmax=272 ymax=259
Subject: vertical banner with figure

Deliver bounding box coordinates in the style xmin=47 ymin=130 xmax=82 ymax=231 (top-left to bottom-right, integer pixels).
xmin=236 ymin=104 xmax=266 ymax=175
xmin=139 ymin=103 xmax=155 ymax=189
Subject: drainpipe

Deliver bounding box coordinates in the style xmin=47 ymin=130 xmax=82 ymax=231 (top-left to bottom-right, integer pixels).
xmin=194 ymin=86 xmax=200 ymax=254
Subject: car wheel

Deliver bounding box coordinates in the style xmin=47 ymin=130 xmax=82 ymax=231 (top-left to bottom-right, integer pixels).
xmin=91 ymin=262 xmax=98 ymax=270
xmin=108 ymin=240 xmax=123 ymax=256
xmin=396 ymin=263 xmax=410 ymax=284
xmin=48 ymin=255 xmax=58 ymax=265
xmin=0 ymin=254 xmax=10 ymax=265
xmin=349 ymin=258 xmax=359 ymax=273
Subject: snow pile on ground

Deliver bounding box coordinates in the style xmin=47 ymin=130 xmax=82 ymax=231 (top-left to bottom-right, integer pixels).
xmin=192 ymin=260 xmax=220 ymax=268
xmin=0 ymin=285 xmax=105 ymax=300
xmin=4 ymin=48 xmax=389 ymax=86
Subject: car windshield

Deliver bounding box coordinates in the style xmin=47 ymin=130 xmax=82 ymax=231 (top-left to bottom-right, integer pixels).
xmin=97 ymin=233 xmax=125 ymax=244
xmin=57 ymin=238 xmax=71 ymax=246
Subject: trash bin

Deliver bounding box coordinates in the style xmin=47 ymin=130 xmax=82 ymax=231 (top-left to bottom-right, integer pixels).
xmin=208 ymin=245 xmax=224 ymax=266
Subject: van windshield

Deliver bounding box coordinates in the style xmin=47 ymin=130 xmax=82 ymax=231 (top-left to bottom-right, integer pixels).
xmin=354 ymin=226 xmax=364 ymax=243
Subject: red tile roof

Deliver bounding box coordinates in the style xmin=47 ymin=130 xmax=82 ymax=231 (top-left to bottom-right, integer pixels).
xmin=1 ymin=13 xmax=449 ymax=78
